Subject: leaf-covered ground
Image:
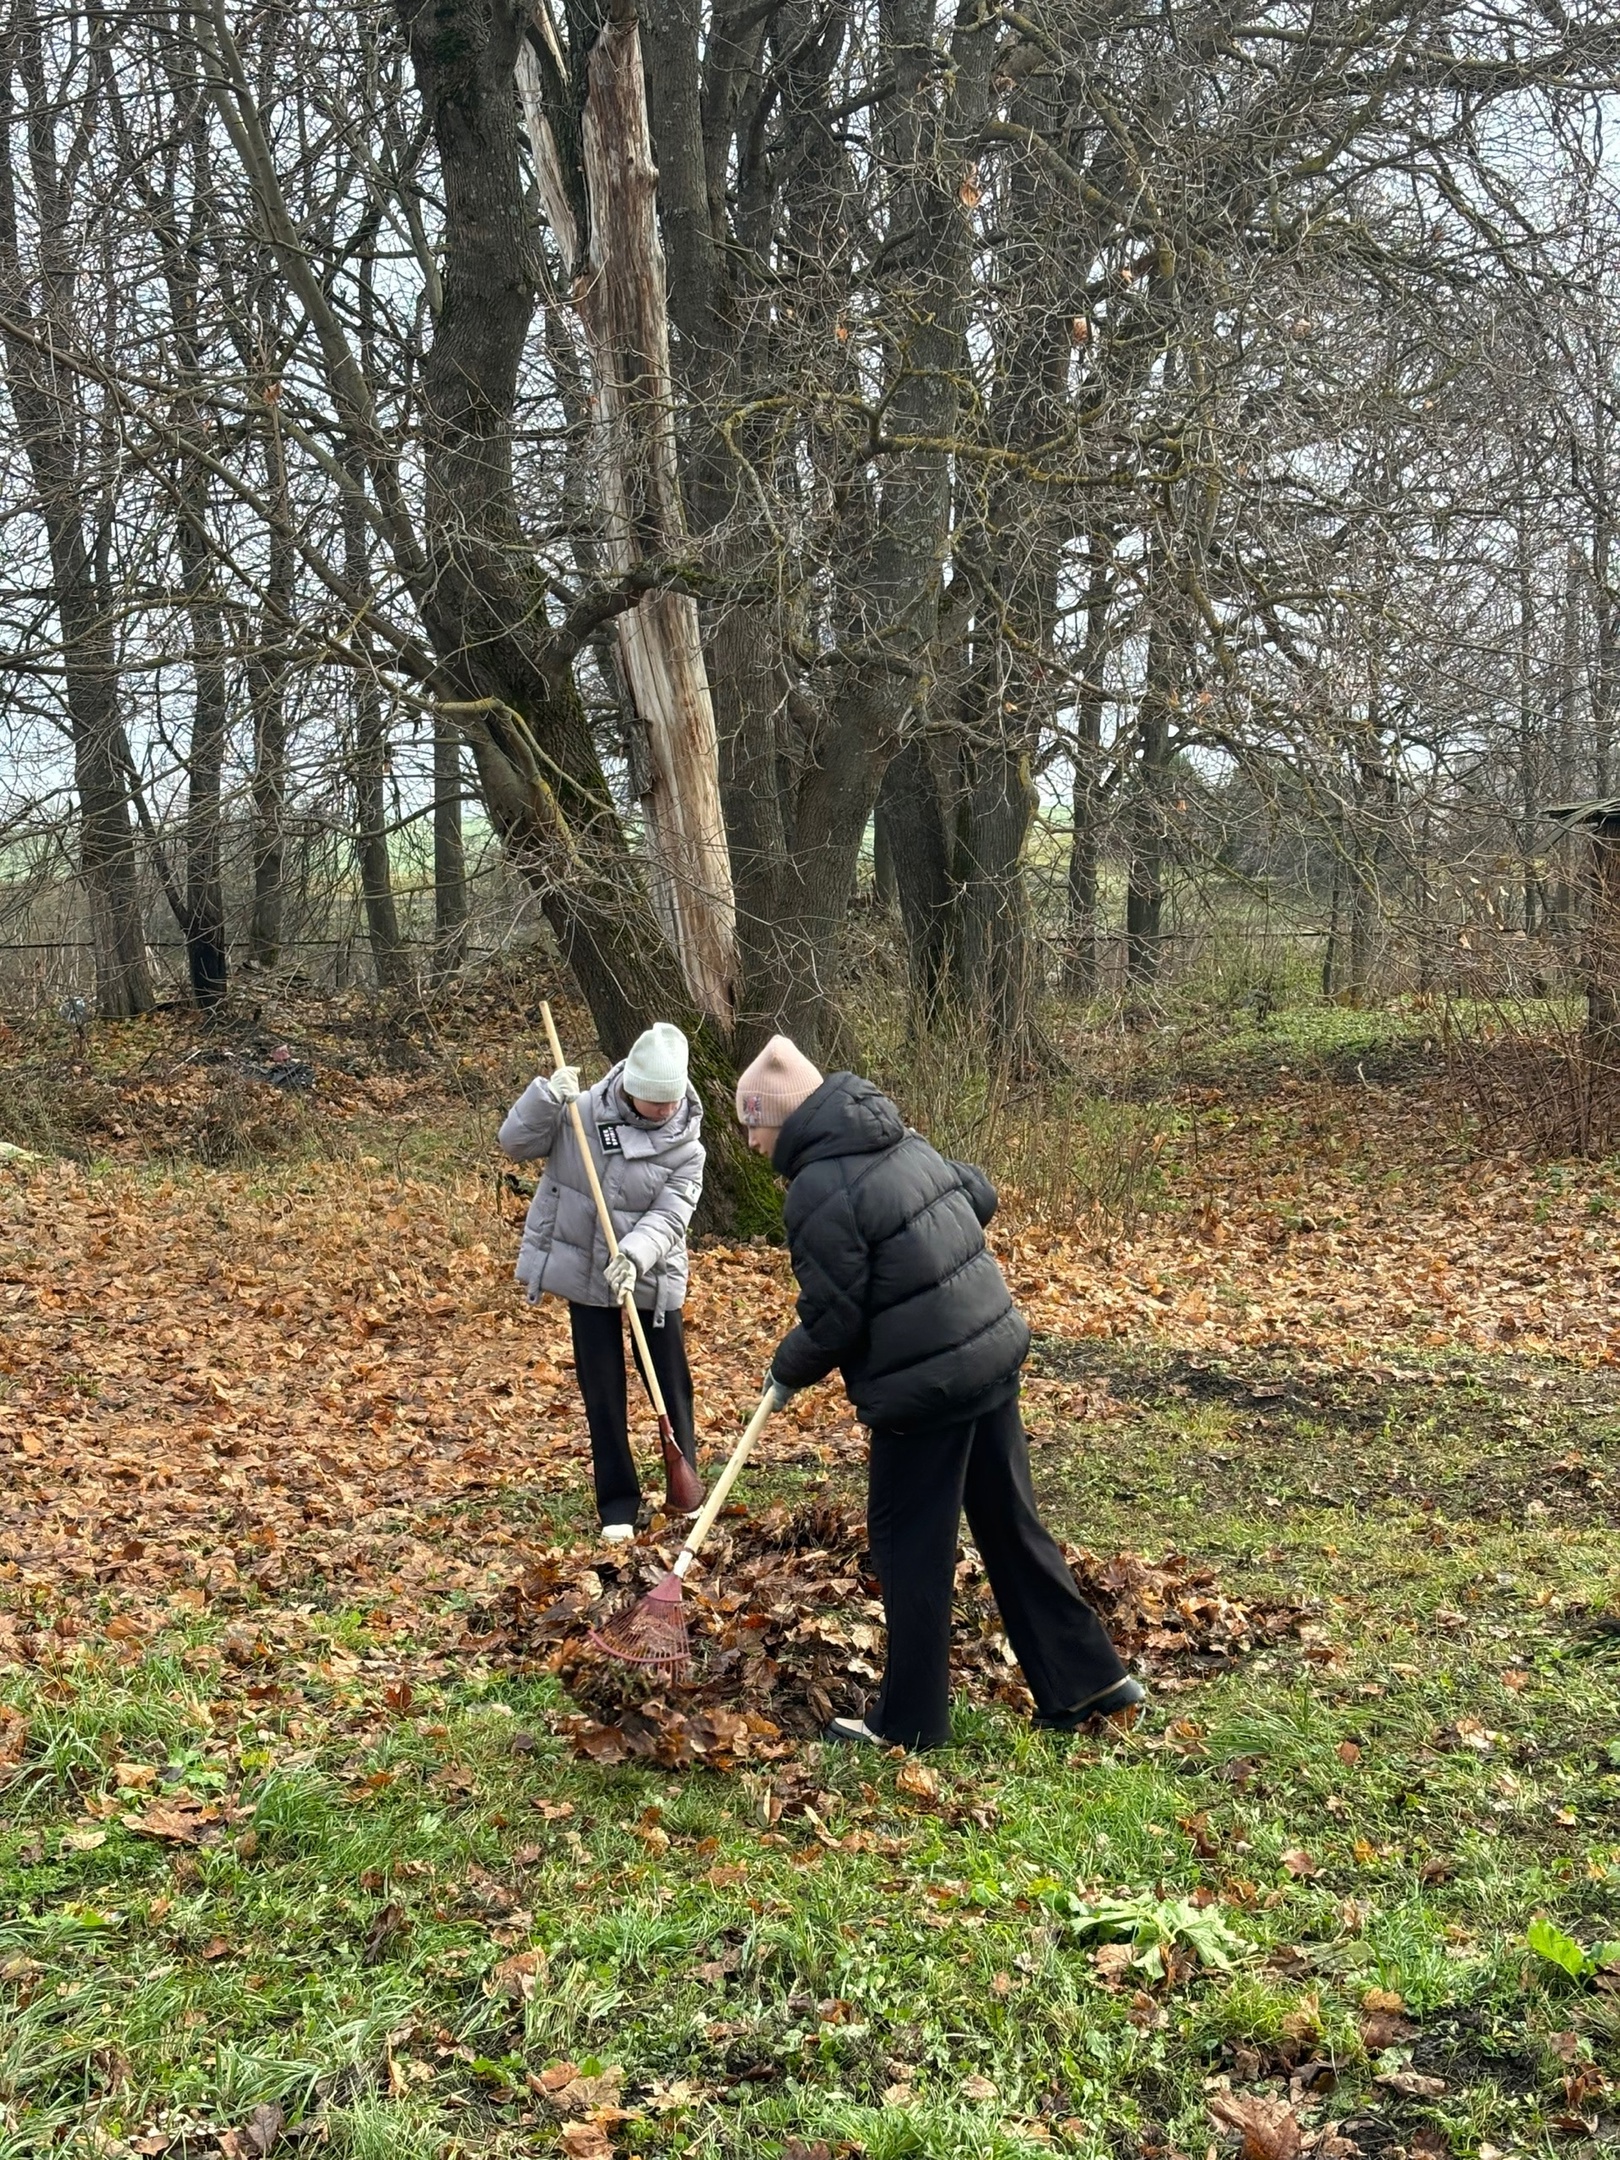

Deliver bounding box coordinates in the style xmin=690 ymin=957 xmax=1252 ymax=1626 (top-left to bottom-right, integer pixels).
xmin=2 ymin=997 xmax=1618 ymax=2160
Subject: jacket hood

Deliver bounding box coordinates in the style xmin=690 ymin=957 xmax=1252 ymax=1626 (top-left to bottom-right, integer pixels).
xmin=774 ymin=1071 xmax=905 ymax=1176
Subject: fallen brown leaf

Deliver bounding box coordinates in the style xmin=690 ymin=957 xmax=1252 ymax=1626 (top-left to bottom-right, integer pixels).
xmin=1358 ymin=2009 xmax=1416 ymax=2051
xmin=1375 ymin=2069 xmax=1447 ymax=2099
xmin=121 ymin=1801 xmax=217 ymax=1844
xmin=544 ymin=2065 xmax=622 ymax=2112
xmin=217 ymin=2102 xmax=284 ymax=2160
xmin=557 ymin=2125 xmax=613 ymax=2160
xmin=489 ymin=1950 xmax=545 ymax=2003
xmin=1209 ymin=2090 xmax=1303 ymax=2160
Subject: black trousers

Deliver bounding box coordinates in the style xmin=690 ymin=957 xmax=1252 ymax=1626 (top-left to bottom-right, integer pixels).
xmin=569 ymin=1301 xmax=697 ymax=1525
xmin=866 ymin=1395 xmax=1128 ymax=1749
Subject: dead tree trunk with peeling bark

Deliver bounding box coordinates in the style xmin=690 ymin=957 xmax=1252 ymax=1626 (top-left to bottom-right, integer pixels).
xmin=519 ymin=1 xmax=737 ymax=1031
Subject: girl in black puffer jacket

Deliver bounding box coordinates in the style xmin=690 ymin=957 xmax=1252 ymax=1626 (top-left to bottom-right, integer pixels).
xmin=735 ymin=1036 xmax=1143 ymax=1750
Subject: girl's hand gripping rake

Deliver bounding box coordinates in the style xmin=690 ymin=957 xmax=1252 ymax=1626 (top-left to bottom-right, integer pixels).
xmin=588 ymin=1388 xmax=776 ymax=1673
xmin=540 ymin=1002 xmax=705 ymax=1517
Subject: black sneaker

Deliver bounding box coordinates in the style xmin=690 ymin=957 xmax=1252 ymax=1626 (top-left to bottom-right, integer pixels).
xmin=823 ymin=1716 xmax=885 ymax=1746
xmin=1032 ymin=1676 xmax=1147 ymax=1731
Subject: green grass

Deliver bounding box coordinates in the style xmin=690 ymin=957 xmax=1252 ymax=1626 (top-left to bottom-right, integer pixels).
xmin=4 ymin=1350 xmax=1618 ymax=2160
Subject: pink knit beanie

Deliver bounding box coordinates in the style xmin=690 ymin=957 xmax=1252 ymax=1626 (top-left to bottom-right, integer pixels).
xmin=735 ymin=1033 xmax=824 ymax=1129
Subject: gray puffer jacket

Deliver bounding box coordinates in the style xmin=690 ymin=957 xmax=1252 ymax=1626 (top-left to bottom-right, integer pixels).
xmin=498 ymin=1063 xmax=704 ymax=1322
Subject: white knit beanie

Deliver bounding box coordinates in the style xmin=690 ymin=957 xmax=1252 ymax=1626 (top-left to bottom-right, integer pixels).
xmin=734 ymin=1033 xmax=824 ymax=1129
xmin=623 ymin=1021 xmax=689 ymax=1101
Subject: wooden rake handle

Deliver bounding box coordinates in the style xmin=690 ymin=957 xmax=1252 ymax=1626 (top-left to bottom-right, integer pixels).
xmin=539 ymin=1000 xmax=673 ymax=1427
xmin=673 ymin=1388 xmax=776 ymax=1579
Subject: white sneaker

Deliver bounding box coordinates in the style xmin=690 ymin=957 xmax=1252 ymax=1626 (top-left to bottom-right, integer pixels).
xmin=823 ymin=1716 xmax=885 ymax=1746
xmin=600 ymin=1522 xmax=635 ymax=1543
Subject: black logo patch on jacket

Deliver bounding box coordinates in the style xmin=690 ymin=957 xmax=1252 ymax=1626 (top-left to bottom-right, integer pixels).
xmin=597 ymin=1123 xmax=622 ymax=1153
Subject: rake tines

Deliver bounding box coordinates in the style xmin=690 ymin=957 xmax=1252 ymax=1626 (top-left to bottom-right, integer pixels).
xmin=587 ymin=1572 xmax=691 ymax=1672
xmin=586 ymin=1387 xmax=778 ymax=1674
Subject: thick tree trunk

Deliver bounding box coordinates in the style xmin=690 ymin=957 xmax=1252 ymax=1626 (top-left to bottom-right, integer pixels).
xmin=1066 ymin=792 xmax=1100 ymax=1000
xmin=1345 ymin=758 xmax=1392 ymax=1006
xmin=1124 ymin=756 xmax=1167 ymax=987
xmin=635 ymin=0 xmax=996 ymax=1062
xmin=946 ymin=572 xmax=1054 ymax=1065
xmin=1321 ymin=838 xmax=1343 ymax=997
xmin=765 ymin=0 xmax=997 ymax=1052
xmin=952 ymin=739 xmax=1042 ymax=1059
xmin=876 ymin=735 xmax=955 ymax=1019
xmin=395 ymin=0 xmax=776 ymax=1226
xmin=66 ymin=585 xmax=157 ymax=1019
xmin=518 ymin=9 xmax=737 ymax=1028
xmin=178 ymin=525 xmax=231 ymax=1006
xmin=399 ymin=2 xmax=683 ymax=1032
xmin=149 ymin=19 xmax=230 ymax=1008
xmin=638 ymin=0 xmax=824 ymax=1052
xmin=1065 ymin=535 xmax=1115 ymax=999
xmin=931 ymin=59 xmax=1079 ymax=1069
xmin=1125 ymin=621 xmax=1178 ymax=990
xmin=0 ymin=26 xmax=154 ymax=1020
xmin=354 ymin=669 xmax=409 ymax=990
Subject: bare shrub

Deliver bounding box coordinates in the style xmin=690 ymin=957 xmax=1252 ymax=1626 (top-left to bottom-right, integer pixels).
xmin=1446 ymin=996 xmax=1620 ymax=1159
xmin=177 ymin=1073 xmax=313 ymax=1168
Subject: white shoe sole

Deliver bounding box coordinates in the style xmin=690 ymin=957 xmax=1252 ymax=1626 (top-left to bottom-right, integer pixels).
xmin=600 ymin=1523 xmax=635 ymax=1543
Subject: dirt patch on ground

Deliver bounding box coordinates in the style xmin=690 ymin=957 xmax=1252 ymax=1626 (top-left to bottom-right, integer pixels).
xmin=1030 ymin=1339 xmax=1620 ymax=1527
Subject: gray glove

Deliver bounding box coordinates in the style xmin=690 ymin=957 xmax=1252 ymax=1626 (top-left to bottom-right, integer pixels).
xmin=605 ymin=1252 xmax=638 ymax=1305
xmin=548 ymin=1064 xmax=580 ymax=1105
xmin=763 ymin=1367 xmax=798 ymax=1414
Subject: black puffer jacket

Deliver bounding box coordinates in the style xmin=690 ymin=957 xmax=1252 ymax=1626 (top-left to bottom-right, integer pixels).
xmin=769 ymin=1073 xmax=1031 ymax=1431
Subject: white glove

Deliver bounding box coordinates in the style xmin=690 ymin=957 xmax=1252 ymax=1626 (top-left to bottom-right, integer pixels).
xmin=605 ymin=1251 xmax=638 ymax=1305
xmin=548 ymin=1065 xmax=580 ymax=1105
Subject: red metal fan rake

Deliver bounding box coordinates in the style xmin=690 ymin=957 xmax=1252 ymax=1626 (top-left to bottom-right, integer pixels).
xmin=588 ymin=1387 xmax=777 ymax=1673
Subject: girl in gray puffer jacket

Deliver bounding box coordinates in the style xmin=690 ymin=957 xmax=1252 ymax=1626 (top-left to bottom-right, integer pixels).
xmin=498 ymin=1022 xmax=704 ymax=1536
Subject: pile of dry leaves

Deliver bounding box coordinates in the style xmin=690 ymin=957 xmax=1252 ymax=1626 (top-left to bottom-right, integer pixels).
xmin=478 ymin=1501 xmax=1306 ymax=1767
